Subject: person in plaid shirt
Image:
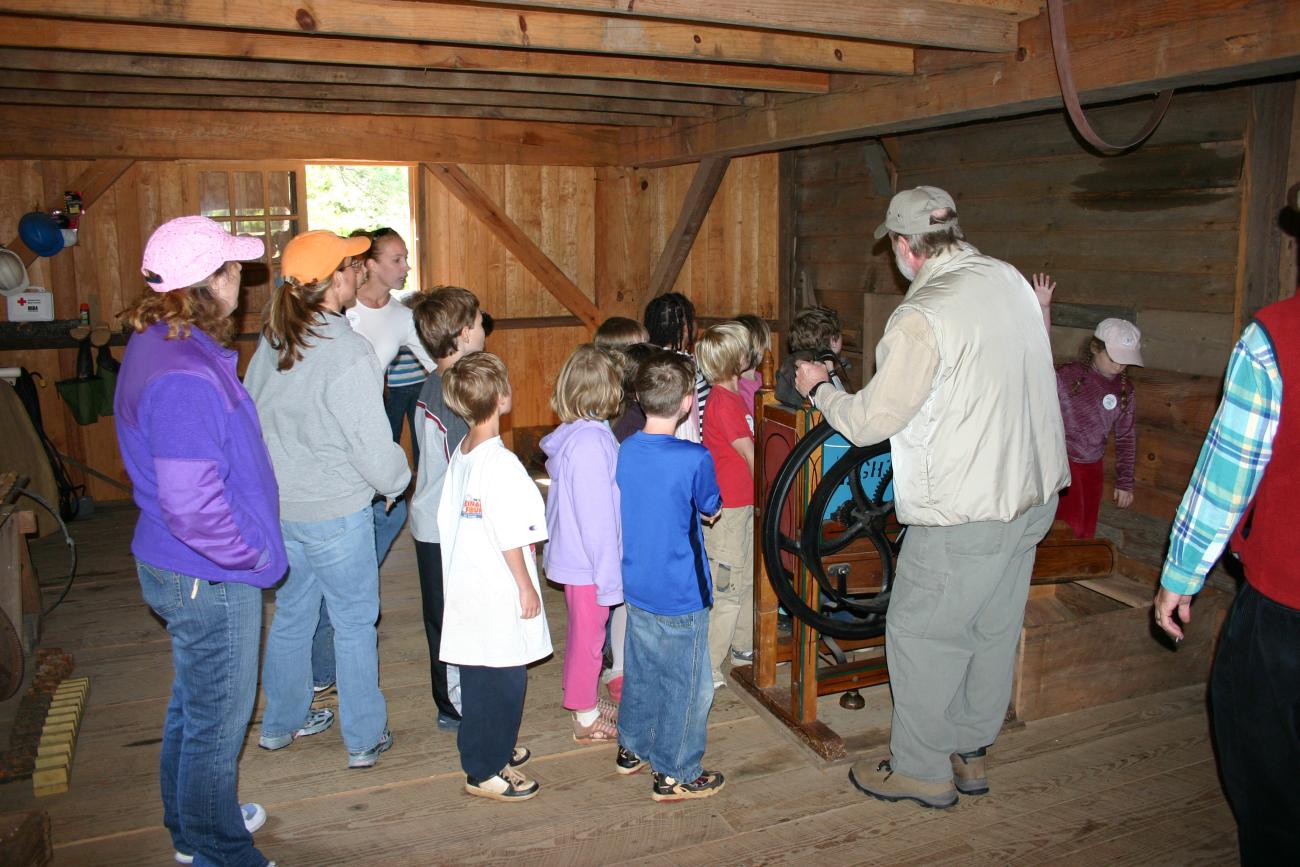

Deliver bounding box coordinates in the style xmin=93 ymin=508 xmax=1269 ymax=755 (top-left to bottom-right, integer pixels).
xmin=1155 ymin=296 xmax=1295 ymax=865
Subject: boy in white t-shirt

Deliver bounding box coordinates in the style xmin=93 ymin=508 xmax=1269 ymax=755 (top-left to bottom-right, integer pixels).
xmin=438 ymin=351 xmax=551 ymax=802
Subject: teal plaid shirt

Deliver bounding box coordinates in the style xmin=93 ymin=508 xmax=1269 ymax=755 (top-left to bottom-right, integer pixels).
xmin=1160 ymin=323 xmax=1282 ymax=596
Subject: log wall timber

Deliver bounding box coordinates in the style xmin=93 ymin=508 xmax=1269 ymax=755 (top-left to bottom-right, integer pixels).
xmin=787 ymin=139 xmax=896 ymax=388
xmin=786 ymin=86 xmax=1260 ymax=579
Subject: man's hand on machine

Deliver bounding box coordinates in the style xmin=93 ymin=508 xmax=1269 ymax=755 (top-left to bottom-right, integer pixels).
xmin=795 ymin=360 xmax=830 ymax=399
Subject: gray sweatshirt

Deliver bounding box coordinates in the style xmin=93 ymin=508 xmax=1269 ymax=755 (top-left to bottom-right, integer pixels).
xmin=245 ymin=312 xmax=411 ymax=521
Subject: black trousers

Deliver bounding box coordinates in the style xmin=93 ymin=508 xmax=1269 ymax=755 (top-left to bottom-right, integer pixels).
xmin=458 ymin=664 xmax=527 ymax=781
xmin=385 ymin=380 xmax=423 ymax=467
xmin=413 ymin=540 xmax=460 ymax=720
xmin=1210 ymin=581 xmax=1300 ymax=865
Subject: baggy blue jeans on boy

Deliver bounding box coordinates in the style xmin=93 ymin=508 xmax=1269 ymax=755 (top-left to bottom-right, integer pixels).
xmin=618 ymin=603 xmax=714 ymax=782
xmin=263 ymin=506 xmax=388 ymax=753
xmin=310 ymin=498 xmax=408 ymax=688
xmin=137 ymin=560 xmax=268 ymax=867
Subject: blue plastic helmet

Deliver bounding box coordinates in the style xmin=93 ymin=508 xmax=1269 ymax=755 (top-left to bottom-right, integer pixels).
xmin=18 ymin=211 xmax=64 ymax=258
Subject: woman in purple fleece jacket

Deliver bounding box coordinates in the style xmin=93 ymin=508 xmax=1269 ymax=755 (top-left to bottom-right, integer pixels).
xmin=115 ymin=216 xmax=285 ymax=867
xmin=541 ymin=344 xmax=625 ymax=744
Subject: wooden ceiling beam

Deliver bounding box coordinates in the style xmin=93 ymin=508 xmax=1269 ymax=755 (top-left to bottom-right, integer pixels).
xmin=0 ymin=15 xmax=828 ymax=95
xmin=0 ymin=69 xmax=714 ymax=119
xmin=461 ymin=0 xmax=1020 ymax=53
xmin=4 ymin=1 xmax=914 ymax=75
xmin=0 ymin=89 xmax=671 ymax=126
xmin=0 ymin=43 xmax=750 ymax=107
xmin=424 ymin=163 xmax=602 ymax=331
xmin=943 ymin=0 xmax=1042 ymax=17
xmin=0 ymin=107 xmax=623 ymax=165
xmin=623 ymin=0 xmax=1300 ymax=165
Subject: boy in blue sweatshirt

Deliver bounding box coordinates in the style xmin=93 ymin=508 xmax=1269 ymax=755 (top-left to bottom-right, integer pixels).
xmin=615 ymin=350 xmax=725 ymax=802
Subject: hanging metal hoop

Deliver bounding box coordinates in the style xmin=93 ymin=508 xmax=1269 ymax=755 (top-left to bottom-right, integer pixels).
xmin=1046 ymin=0 xmax=1173 ymax=155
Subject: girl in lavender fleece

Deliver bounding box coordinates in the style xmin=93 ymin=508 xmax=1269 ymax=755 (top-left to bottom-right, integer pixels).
xmin=540 ymin=344 xmax=625 ymax=743
xmin=1055 ymin=316 xmax=1145 ymax=538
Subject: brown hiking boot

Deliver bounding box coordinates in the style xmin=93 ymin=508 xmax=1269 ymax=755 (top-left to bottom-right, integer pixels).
xmin=848 ymin=757 xmax=958 ymax=809
xmin=950 ymin=747 xmax=989 ymax=795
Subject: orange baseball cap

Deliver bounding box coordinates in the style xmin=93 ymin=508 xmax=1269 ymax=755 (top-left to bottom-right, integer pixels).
xmin=281 ymin=230 xmax=371 ymax=284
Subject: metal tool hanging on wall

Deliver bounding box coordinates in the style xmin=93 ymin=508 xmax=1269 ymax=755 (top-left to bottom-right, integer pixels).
xmin=1046 ymin=0 xmax=1174 ymax=154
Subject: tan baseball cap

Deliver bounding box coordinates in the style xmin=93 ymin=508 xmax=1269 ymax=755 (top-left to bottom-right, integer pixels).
xmin=281 ymin=230 xmax=371 ymax=284
xmin=1095 ymin=318 xmax=1144 ymax=366
xmin=874 ymin=186 xmax=959 ymax=239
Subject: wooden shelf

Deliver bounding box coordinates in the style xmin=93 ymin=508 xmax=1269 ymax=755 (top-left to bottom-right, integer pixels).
xmin=0 ymin=321 xmax=128 ymax=352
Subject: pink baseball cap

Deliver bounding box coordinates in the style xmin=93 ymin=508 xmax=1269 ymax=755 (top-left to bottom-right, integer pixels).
xmin=141 ymin=216 xmax=264 ymax=293
xmin=1095 ymin=318 xmax=1144 ymax=366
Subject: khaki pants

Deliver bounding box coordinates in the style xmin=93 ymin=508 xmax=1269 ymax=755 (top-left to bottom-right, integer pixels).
xmin=703 ymin=505 xmax=755 ymax=677
xmin=884 ymin=497 xmax=1057 ymax=782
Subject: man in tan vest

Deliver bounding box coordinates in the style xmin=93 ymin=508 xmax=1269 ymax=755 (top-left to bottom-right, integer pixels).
xmin=796 ymin=186 xmax=1069 ymax=808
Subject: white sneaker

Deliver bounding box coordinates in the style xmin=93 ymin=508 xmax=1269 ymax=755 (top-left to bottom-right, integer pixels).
xmin=464 ymin=765 xmax=540 ymax=802
xmin=173 ymin=803 xmax=267 ymax=863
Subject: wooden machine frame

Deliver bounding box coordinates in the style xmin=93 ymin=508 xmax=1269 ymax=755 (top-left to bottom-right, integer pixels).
xmin=731 ymin=393 xmax=1118 ymax=760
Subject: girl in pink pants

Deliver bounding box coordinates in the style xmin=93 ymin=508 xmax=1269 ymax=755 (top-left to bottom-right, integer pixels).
xmin=540 ymin=345 xmax=625 ymax=743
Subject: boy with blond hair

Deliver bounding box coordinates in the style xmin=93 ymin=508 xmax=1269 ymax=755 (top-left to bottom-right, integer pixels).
xmin=695 ymin=322 xmax=758 ymax=685
xmin=438 ymin=351 xmax=550 ymax=801
xmin=616 ymin=350 xmax=725 ymax=801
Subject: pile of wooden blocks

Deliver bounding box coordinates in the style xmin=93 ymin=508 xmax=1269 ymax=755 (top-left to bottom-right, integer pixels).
xmin=32 ymin=677 xmax=90 ymax=797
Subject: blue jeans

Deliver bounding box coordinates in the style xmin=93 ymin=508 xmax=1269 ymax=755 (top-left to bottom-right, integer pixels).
xmin=263 ymin=506 xmax=388 ymax=753
xmin=310 ymin=498 xmax=408 ymax=688
xmin=617 ymin=603 xmax=714 ymax=782
xmin=137 ymin=560 xmax=268 ymax=867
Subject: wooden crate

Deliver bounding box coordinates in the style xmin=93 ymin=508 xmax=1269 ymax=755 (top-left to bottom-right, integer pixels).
xmin=1009 ymin=577 xmax=1228 ymax=722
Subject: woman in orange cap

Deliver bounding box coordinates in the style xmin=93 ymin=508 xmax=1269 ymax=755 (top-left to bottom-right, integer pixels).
xmin=245 ymin=231 xmax=410 ymax=770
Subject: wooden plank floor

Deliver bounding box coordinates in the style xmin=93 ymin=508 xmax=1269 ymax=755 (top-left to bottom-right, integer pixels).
xmin=0 ymin=505 xmax=1238 ymax=865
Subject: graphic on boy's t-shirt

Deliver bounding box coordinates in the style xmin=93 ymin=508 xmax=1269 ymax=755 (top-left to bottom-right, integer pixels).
xmin=461 ymin=497 xmax=483 ymax=519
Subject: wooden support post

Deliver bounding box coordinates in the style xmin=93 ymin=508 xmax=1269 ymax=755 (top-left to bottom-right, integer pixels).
xmin=4 ymin=159 xmax=133 ymax=266
xmin=862 ymin=139 xmax=894 ymax=198
xmin=423 ymin=163 xmax=601 ymax=332
xmin=1234 ymin=80 xmax=1297 ymax=332
xmin=643 ymin=156 xmax=730 ymax=306
xmin=776 ymin=150 xmax=797 ymax=351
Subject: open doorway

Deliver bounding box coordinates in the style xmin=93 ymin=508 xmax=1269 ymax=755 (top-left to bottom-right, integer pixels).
xmin=305 ymin=164 xmax=420 ymax=296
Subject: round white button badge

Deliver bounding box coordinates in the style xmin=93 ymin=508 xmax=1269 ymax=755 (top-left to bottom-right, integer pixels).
xmin=1102 ymin=394 xmax=1118 ymax=411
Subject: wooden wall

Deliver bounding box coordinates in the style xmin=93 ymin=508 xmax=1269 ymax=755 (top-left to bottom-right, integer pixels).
xmin=423 ymin=154 xmax=779 ymax=437
xmin=595 ymin=154 xmax=780 ymax=321
xmin=787 ymin=86 xmax=1267 ymax=579
xmin=0 ymin=159 xmax=191 ymax=502
xmin=2 ymin=153 xmax=779 ymax=499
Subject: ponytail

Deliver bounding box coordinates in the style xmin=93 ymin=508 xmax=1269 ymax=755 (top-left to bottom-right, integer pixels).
xmin=262 ymin=274 xmax=334 ymax=371
xmin=644 ymin=292 xmax=696 ymax=354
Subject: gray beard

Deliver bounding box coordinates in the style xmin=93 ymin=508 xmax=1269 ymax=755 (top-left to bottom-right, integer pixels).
xmin=894 ymin=252 xmax=917 ymax=281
